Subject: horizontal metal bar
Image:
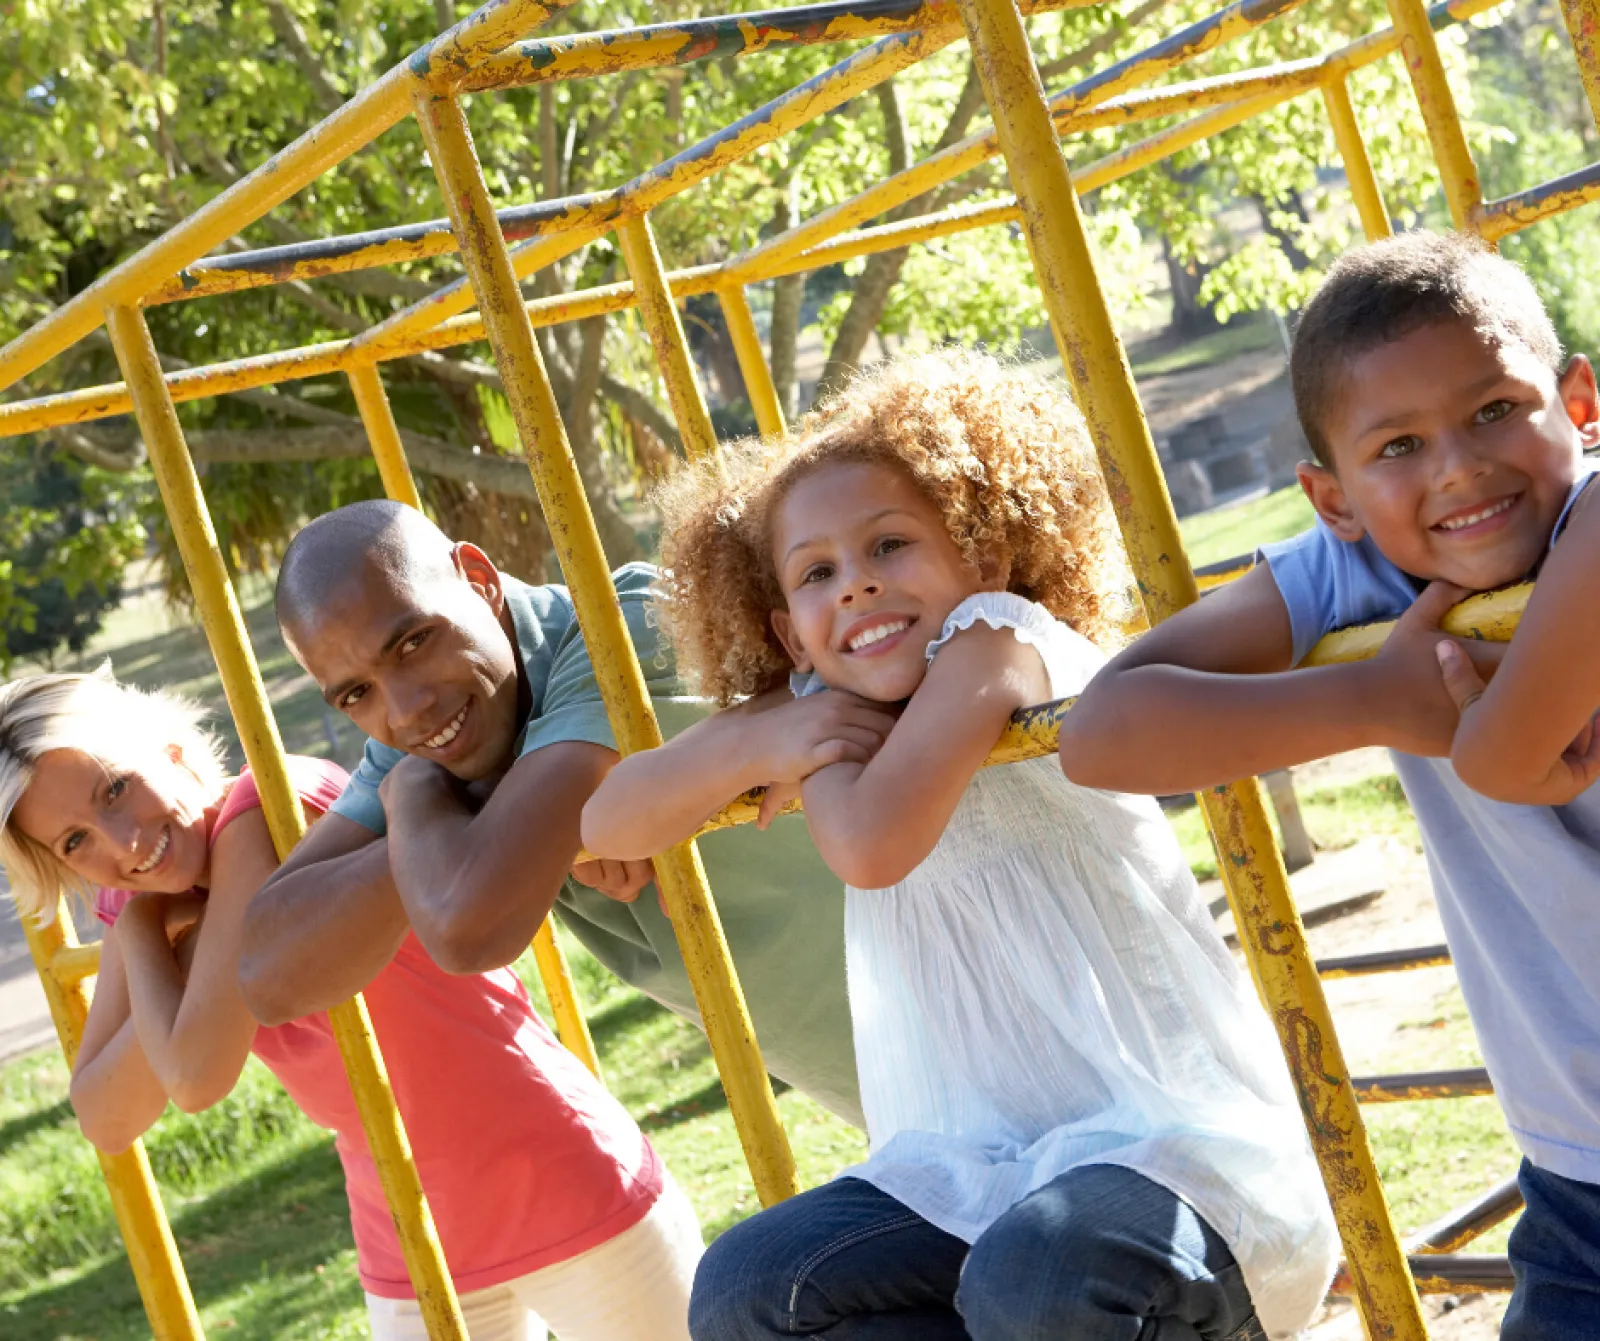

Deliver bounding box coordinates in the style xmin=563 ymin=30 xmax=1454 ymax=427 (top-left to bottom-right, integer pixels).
xmin=1352 ymin=1067 xmax=1493 ymax=1103
xmin=1330 ymin=1253 xmax=1514 ymax=1296
xmin=1317 ymin=944 xmax=1453 ymax=979
xmin=1477 ymin=159 xmax=1600 ymax=243
xmin=1412 ymin=1176 xmax=1523 ymax=1255
xmin=50 ymin=942 xmax=102 ymax=986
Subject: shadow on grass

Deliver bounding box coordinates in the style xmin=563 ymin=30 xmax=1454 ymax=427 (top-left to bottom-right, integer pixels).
xmin=588 ymin=990 xmax=671 ymax=1047
xmin=0 ymin=1139 xmax=361 ymax=1341
xmin=0 ymin=1097 xmax=74 ymax=1162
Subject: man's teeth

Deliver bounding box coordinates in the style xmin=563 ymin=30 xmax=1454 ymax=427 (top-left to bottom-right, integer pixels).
xmin=848 ymin=619 xmax=909 ymax=652
xmin=424 ymin=705 xmax=469 ymax=749
xmin=1437 ymin=497 xmax=1515 ymax=531
xmin=133 ymin=828 xmax=169 ymax=874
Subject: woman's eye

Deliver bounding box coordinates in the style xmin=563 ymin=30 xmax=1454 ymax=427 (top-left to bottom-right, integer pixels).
xmin=106 ymin=777 xmax=126 ymax=802
xmin=1475 ymin=399 xmax=1514 ymax=424
xmin=63 ymin=831 xmax=85 ymax=856
xmin=1379 ymin=435 xmax=1421 ymax=459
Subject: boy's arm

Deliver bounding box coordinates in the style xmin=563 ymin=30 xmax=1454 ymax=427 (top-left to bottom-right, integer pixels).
xmin=580 ymin=689 xmax=898 ymax=861
xmin=1440 ymin=491 xmax=1600 ymax=803
xmin=240 ymin=814 xmax=412 ymax=1026
xmin=800 ymin=625 xmax=1045 ymax=889
xmin=1060 ymin=567 xmax=1489 ymax=795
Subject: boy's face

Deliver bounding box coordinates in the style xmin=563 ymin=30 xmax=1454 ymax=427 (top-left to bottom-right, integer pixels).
xmin=1300 ymin=321 xmax=1599 ymax=590
xmin=289 ymin=543 xmax=522 ymax=782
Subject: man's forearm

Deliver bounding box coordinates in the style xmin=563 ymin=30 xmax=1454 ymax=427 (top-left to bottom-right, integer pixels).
xmin=241 ymin=843 xmax=410 ymax=1026
xmin=1062 ymin=662 xmax=1392 ymax=795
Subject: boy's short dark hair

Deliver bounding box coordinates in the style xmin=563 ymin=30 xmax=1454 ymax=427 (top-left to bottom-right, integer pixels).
xmin=1290 ymin=230 xmax=1562 ymax=466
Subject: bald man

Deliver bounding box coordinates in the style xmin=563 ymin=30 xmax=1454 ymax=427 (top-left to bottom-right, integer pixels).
xmin=242 ymin=501 xmax=861 ymax=1126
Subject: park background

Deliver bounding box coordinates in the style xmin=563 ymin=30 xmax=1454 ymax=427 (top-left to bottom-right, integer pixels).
xmin=1 ymin=0 xmax=1595 ymax=1335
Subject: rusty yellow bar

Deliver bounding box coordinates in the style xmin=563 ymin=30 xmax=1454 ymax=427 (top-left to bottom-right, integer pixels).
xmin=21 ymin=900 xmax=204 ymax=1340
xmin=719 ymin=285 xmax=788 ymax=439
xmin=349 ymin=363 xmax=425 ymax=510
xmin=1322 ymin=75 xmax=1392 ymax=241
xmin=617 ymin=215 xmax=721 ymax=461
xmin=531 ymin=922 xmax=604 ymax=1079
xmin=1478 ymin=162 xmax=1600 ymax=243
xmin=50 ymin=939 xmax=103 ymax=986
xmin=1383 ymin=0 xmax=1482 ymax=229
xmin=413 ymin=86 xmax=800 ymax=1205
xmin=418 ymin=0 xmax=577 ymax=92
xmin=1559 ymin=0 xmax=1600 ymax=137
xmin=104 ymin=303 xmax=469 ymax=1340
xmin=951 ymin=3 xmax=1426 ymax=1338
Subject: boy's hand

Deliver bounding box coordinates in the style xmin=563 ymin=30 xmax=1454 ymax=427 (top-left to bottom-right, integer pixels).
xmin=752 ymin=689 xmax=897 ymax=785
xmin=1370 ymin=581 xmax=1506 ymax=756
xmin=1437 ymin=640 xmax=1600 ymax=804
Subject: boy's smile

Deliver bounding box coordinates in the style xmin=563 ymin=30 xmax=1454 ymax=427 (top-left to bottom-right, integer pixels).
xmin=1301 ymin=321 xmax=1598 ymax=591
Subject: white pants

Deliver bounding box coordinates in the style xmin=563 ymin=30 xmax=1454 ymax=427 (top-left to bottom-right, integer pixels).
xmin=365 ymin=1175 xmax=702 ymax=1341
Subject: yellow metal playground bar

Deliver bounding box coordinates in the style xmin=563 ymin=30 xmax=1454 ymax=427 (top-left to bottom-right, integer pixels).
xmin=2 ymin=0 xmax=1594 ymax=1334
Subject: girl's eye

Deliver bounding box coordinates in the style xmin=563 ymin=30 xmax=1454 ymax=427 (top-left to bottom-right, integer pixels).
xmin=1475 ymin=399 xmax=1514 ymax=424
xmin=874 ymin=537 xmax=908 ymax=556
xmin=1379 ymin=435 xmax=1422 ymax=459
xmin=63 ymin=830 xmax=85 ymax=856
xmin=800 ymin=564 xmax=833 ymax=585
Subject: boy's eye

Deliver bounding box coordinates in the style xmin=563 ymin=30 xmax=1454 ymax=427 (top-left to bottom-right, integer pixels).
xmin=1475 ymin=399 xmax=1514 ymax=424
xmin=1378 ymin=435 xmax=1422 ymax=459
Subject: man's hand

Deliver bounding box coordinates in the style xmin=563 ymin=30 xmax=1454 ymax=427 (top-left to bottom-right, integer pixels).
xmin=377 ymin=753 xmax=454 ymax=816
xmin=1368 ymin=581 xmax=1506 ymax=757
xmin=1437 ymin=639 xmax=1600 ymax=804
xmin=570 ymin=856 xmax=668 ymax=917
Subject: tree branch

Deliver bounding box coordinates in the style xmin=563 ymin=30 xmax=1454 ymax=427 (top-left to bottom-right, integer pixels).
xmin=598 ymin=372 xmax=682 ymax=456
xmin=876 ymin=80 xmax=911 ymax=177
xmin=1038 ymin=0 xmax=1168 ymax=83
xmin=265 ymin=0 xmax=346 ymax=116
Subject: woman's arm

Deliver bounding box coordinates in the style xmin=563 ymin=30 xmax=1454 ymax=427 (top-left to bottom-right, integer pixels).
xmin=115 ymin=807 xmax=292 ymax=1113
xmin=69 ymin=929 xmax=173 ymax=1153
xmin=581 ymin=689 xmax=898 ymax=861
xmin=801 ymin=625 xmax=1048 ymax=889
xmin=1442 ymin=490 xmax=1600 ymax=804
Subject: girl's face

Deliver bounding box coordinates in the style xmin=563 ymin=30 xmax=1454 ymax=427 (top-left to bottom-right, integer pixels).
xmin=770 ymin=460 xmax=1005 ymax=702
xmin=11 ymin=747 xmax=217 ymax=895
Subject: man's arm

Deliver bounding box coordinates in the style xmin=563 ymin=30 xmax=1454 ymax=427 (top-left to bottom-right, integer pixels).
xmin=379 ymin=742 xmax=617 ymax=975
xmin=240 ymin=814 xmax=411 ymax=1026
xmin=1059 ymin=567 xmax=1492 ymax=795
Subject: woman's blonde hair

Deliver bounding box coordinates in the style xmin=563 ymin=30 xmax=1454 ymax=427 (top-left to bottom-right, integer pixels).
xmin=653 ymin=347 xmax=1129 ymax=705
xmin=0 ymin=669 xmax=228 ymax=922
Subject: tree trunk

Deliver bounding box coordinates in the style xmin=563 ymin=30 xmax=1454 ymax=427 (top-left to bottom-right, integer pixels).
xmin=566 ymin=314 xmax=643 ymax=566
xmin=769 ymin=179 xmax=804 ymax=422
xmin=1162 ymin=233 xmax=1220 ymax=338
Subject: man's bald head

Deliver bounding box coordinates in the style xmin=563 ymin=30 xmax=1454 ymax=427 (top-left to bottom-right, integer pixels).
xmin=276 ymin=500 xmax=459 ymax=644
xmin=277 ymin=501 xmax=523 ymax=780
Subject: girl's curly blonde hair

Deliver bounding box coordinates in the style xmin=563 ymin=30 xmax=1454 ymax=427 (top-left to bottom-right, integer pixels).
xmin=653 ymin=347 xmax=1129 ymax=705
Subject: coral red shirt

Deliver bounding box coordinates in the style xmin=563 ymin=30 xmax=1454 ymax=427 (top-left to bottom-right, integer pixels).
xmin=98 ymin=755 xmax=661 ymax=1298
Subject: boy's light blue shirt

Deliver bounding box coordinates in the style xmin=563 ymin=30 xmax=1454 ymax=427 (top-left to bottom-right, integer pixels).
xmin=1263 ymin=462 xmax=1600 ymax=1184
xmin=330 ymin=562 xmax=862 ymax=1127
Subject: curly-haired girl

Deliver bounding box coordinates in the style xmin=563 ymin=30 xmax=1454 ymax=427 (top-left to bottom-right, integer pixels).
xmin=583 ymin=349 xmax=1337 ymax=1341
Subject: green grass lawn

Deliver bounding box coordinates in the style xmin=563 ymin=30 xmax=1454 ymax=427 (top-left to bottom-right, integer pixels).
xmin=1177 ymin=484 xmax=1316 ymax=572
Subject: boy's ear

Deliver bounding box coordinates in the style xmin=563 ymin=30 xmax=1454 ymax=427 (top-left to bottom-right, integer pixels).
xmin=1296 ymin=460 xmax=1367 ymax=543
xmin=454 ymin=542 xmax=506 ymax=617
xmin=770 ymin=609 xmax=813 ymax=673
xmin=1559 ymin=354 xmax=1600 ymax=448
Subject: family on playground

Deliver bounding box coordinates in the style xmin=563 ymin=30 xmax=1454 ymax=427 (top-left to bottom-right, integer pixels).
xmin=1 ymin=227 xmax=1597 ymax=1341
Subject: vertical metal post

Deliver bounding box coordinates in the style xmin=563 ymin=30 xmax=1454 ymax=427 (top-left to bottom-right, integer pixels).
xmin=1383 ymin=0 xmax=1482 ymax=230
xmin=105 ymin=304 xmax=469 ymax=1341
xmin=949 ymin=4 xmax=1427 ymax=1339
xmin=22 ymin=901 xmax=204 ymax=1340
xmin=1559 ymin=0 xmax=1600 ymax=138
xmin=412 ymin=88 xmax=800 ymax=1206
xmin=349 ymin=363 xmax=425 ymax=510
xmin=1322 ymin=76 xmax=1392 ymax=242
xmin=616 ymin=214 xmax=720 ymax=461
xmin=347 ymin=359 xmax=599 ymax=1078
xmin=718 ymin=285 xmax=788 ymax=440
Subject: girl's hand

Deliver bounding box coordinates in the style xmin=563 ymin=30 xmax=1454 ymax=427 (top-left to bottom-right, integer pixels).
xmin=751 ymin=689 xmax=898 ymax=785
xmin=756 ymin=780 xmax=802 ymax=830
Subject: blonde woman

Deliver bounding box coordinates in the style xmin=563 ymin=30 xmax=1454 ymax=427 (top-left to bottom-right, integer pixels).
xmin=0 ymin=670 xmax=700 ymax=1341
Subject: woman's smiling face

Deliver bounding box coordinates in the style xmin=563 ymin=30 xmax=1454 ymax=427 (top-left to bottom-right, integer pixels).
xmin=11 ymin=747 xmax=217 ymax=894
xmin=769 ymin=460 xmax=999 ymax=703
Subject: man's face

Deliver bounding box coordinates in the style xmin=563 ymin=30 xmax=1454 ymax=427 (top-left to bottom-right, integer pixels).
xmin=289 ymin=544 xmax=521 ymax=782
xmin=1302 ymin=320 xmax=1598 ymax=590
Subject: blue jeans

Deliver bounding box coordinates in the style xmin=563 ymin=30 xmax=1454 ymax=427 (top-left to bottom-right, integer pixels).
xmin=1502 ymin=1159 xmax=1600 ymax=1341
xmin=689 ymin=1165 xmax=1264 ymax=1340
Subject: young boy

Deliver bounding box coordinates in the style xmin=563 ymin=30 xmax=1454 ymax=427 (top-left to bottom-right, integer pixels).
xmin=242 ymin=499 xmax=870 ymax=1126
xmin=1060 ymin=231 xmax=1600 ymax=1339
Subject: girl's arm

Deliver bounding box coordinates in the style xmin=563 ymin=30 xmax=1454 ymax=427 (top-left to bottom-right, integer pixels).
xmin=581 ymin=689 xmax=898 ymax=861
xmin=115 ymin=806 xmax=294 ymax=1113
xmin=800 ymin=624 xmax=1048 ymax=889
xmin=1440 ymin=489 xmax=1600 ymax=804
xmin=69 ymin=929 xmax=174 ymax=1153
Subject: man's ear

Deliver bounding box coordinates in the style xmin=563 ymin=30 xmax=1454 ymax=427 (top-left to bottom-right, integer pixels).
xmin=1296 ymin=460 xmax=1366 ymax=542
xmin=770 ymin=609 xmax=813 ymax=673
xmin=1559 ymin=354 xmax=1600 ymax=448
xmin=976 ymin=546 xmax=1012 ymax=594
xmin=454 ymin=542 xmax=506 ymax=617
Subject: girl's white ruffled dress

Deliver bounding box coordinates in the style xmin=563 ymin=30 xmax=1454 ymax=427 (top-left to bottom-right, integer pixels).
xmin=797 ymin=592 xmax=1338 ymax=1339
